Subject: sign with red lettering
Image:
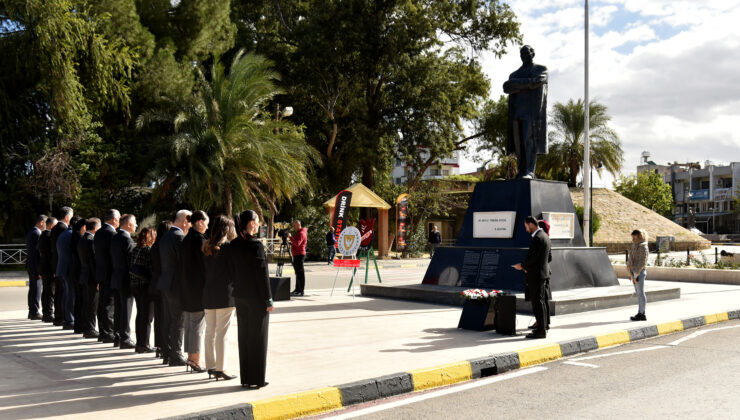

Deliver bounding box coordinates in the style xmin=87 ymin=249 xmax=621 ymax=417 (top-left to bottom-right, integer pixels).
xmin=331 ymin=190 xmax=353 ymax=247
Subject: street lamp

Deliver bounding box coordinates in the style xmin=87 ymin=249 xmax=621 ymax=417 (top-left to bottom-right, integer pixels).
xmin=589 ymin=160 xmax=603 ymax=246
xmin=274 ymin=103 xmax=293 ymax=133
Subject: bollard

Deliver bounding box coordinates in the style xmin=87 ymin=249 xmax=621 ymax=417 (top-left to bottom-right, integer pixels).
xmin=715 ymin=247 xmax=718 ymax=264
xmin=687 ymin=247 xmax=690 ymax=265
xmin=656 ymin=249 xmax=661 ymax=266
xmin=625 ymin=249 xmax=628 ymax=264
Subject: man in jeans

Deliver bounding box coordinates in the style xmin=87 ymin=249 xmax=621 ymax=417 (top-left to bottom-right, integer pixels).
xmin=289 ymin=220 xmax=307 ymax=296
xmin=326 ymin=226 xmax=336 ymax=265
xmin=427 ymin=225 xmax=441 ymax=257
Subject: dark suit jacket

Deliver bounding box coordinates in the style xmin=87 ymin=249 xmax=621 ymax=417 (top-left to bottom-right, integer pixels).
xmin=158 ymin=227 xmax=185 ymax=294
xmin=69 ymin=232 xmax=82 ymax=284
xmin=150 ymin=241 xmax=162 ymax=294
xmin=523 ymin=229 xmax=552 ymax=290
xmin=94 ymin=223 xmax=117 ymax=287
xmin=25 ymin=227 xmax=42 ymax=277
xmin=77 ymin=232 xmax=95 ymax=286
xmin=50 ymin=221 xmax=68 ymax=276
xmin=110 ymin=230 xmax=135 ymax=291
xmin=55 ymin=228 xmax=73 ymax=279
xmin=39 ymin=230 xmax=54 ymax=277
xmin=226 ymin=236 xmax=272 ymax=307
xmin=203 ymin=243 xmax=234 ymax=309
xmin=179 ymin=230 xmax=206 ymax=312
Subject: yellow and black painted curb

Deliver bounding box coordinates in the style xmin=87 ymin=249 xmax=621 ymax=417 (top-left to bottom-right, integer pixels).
xmin=177 ymin=310 xmax=740 ymax=420
xmin=0 ymin=280 xmax=27 ymax=287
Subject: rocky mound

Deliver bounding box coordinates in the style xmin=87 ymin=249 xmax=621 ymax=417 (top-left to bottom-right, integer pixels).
xmin=570 ymin=188 xmax=711 ymax=253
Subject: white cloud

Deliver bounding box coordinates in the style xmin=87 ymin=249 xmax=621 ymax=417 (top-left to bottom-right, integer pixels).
xmin=466 ymin=0 xmax=740 ymax=178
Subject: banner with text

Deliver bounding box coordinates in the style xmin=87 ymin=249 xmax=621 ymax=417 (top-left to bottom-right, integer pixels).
xmin=396 ymin=193 xmax=410 ymax=251
xmin=331 ymin=190 xmax=353 ymax=247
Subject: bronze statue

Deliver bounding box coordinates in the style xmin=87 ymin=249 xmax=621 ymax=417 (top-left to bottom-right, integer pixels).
xmin=503 ymin=45 xmax=548 ymax=179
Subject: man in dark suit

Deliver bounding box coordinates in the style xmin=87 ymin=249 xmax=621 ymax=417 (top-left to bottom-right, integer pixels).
xmin=95 ymin=209 xmax=120 ymax=343
xmin=39 ymin=217 xmax=57 ymax=322
xmin=158 ymin=209 xmax=191 ymax=366
xmin=51 ymin=206 xmax=73 ymax=326
xmin=78 ymin=218 xmax=100 ymax=338
xmin=513 ymin=215 xmax=551 ymax=339
xmin=25 ymin=215 xmax=47 ymax=320
xmin=110 ymin=214 xmax=137 ymax=349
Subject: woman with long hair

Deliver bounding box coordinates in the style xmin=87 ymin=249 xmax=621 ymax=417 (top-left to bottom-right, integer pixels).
xmin=226 ymin=210 xmax=274 ymax=388
xmin=179 ymin=211 xmax=209 ymax=372
xmin=202 ymin=215 xmax=238 ymax=380
xmin=129 ymin=227 xmax=156 ymax=352
xmin=628 ymin=229 xmax=649 ymax=321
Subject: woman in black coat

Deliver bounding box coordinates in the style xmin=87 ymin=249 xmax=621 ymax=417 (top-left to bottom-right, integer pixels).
xmin=226 ymin=210 xmax=274 ymax=388
xmin=179 ymin=210 xmax=210 ymax=372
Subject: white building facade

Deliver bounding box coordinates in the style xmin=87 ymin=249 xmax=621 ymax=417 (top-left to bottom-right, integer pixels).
xmin=391 ymin=150 xmax=461 ymax=185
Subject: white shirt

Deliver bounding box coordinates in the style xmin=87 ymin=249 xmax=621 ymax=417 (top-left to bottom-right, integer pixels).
xmin=531 ymin=227 xmax=542 ymax=238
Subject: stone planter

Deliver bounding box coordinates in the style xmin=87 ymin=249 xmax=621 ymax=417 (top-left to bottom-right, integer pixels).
xmin=613 ymin=264 xmax=740 ymax=285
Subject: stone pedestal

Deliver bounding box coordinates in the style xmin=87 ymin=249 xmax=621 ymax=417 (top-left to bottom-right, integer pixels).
xmin=422 ymin=179 xmax=618 ymax=292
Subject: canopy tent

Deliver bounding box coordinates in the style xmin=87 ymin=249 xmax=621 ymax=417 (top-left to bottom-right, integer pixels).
xmin=323 ymin=183 xmax=392 ymax=256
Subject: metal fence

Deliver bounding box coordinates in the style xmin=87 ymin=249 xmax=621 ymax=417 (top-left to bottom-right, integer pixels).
xmin=0 ymin=244 xmax=26 ymax=265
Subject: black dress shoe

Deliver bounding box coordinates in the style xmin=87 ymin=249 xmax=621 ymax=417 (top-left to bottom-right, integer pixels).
xmin=83 ymin=331 xmax=100 ymax=339
xmin=113 ymin=339 xmax=120 ymax=347
xmin=62 ymin=324 xmax=75 ymax=330
xmin=169 ymin=357 xmax=187 ymax=367
xmin=135 ymin=346 xmax=155 ymax=354
xmin=42 ymin=316 xmax=54 ymax=323
xmin=525 ymin=332 xmax=546 ymax=339
xmin=53 ymin=320 xmax=64 ymax=326
xmin=30 ymin=314 xmax=43 ymax=320
xmin=119 ymin=340 xmax=136 ymax=350
xmin=162 ymin=357 xmax=170 ymax=365
xmin=290 ymin=290 xmax=304 ymax=296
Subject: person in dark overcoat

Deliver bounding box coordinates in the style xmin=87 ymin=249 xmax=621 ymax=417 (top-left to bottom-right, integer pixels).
xmin=39 ymin=217 xmax=57 ymax=322
xmin=78 ymin=218 xmax=100 ymax=338
xmin=226 ymin=210 xmax=274 ymax=388
xmin=25 ymin=215 xmax=47 ymax=320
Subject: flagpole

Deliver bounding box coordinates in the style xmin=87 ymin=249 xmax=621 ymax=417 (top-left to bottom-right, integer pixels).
xmin=583 ymin=0 xmax=591 ymax=246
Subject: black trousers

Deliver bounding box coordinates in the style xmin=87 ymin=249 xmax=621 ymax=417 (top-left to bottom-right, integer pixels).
xmin=292 ymin=255 xmax=306 ymax=293
xmin=529 ymin=279 xmax=548 ymax=334
xmin=73 ymin=283 xmax=85 ymax=333
xmin=83 ymin=283 xmax=99 ymax=333
xmin=41 ymin=273 xmax=55 ymax=318
xmin=235 ymin=298 xmax=270 ymax=386
xmin=113 ymin=288 xmax=133 ymax=342
xmin=164 ymin=292 xmax=184 ymax=360
xmin=27 ymin=272 xmax=42 ymax=317
xmin=98 ymin=285 xmax=116 ymax=339
xmin=514 ymin=118 xmax=538 ymax=177
xmin=151 ymin=292 xmax=165 ymax=350
xmin=132 ymin=285 xmax=153 ymax=348
xmin=53 ymin=276 xmax=64 ymax=323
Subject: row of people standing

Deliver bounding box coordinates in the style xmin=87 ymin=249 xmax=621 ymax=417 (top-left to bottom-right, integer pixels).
xmin=26 ymin=208 xmax=274 ymax=388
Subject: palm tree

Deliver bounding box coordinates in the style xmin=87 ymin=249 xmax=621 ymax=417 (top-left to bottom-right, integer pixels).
xmin=138 ymin=50 xmax=320 ymax=216
xmin=537 ymin=99 xmax=623 ymax=186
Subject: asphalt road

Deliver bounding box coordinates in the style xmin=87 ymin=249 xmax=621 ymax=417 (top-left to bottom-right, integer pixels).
xmin=321 ymin=319 xmax=740 ymax=420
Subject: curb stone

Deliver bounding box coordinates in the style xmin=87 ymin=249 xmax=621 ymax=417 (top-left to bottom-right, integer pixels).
xmin=177 ymin=310 xmax=740 ymax=420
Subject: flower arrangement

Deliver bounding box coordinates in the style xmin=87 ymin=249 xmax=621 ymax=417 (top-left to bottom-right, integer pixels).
xmin=461 ymin=289 xmax=501 ymax=301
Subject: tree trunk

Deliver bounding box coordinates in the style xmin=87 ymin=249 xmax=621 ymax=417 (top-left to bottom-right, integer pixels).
xmin=226 ymin=185 xmax=233 ymax=217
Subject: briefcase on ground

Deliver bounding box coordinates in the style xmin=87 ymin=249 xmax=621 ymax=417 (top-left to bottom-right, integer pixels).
xmin=494 ymin=293 xmax=516 ymax=335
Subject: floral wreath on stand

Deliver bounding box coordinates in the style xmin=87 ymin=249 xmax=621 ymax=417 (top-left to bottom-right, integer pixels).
xmin=461 ymin=289 xmax=501 ymax=301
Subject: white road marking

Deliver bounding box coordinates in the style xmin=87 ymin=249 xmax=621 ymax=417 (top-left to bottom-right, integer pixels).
xmin=324 ymin=367 xmax=548 ymax=419
xmin=571 ymin=345 xmax=668 ymax=362
xmin=563 ymin=361 xmax=599 ymax=368
xmin=668 ymin=324 xmax=740 ymax=346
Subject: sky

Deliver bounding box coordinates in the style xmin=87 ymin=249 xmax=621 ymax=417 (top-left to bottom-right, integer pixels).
xmin=461 ymin=0 xmax=740 ymax=187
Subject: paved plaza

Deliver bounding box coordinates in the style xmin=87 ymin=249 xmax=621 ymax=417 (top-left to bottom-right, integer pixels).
xmin=0 ymin=261 xmax=739 ymax=419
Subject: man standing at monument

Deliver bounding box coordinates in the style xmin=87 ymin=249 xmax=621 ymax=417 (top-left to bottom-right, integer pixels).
xmin=503 ymin=45 xmax=548 ymax=179
xmin=513 ymin=216 xmax=551 ymax=339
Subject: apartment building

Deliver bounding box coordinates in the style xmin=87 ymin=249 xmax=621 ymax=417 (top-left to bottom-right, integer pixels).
xmin=391 ymin=150 xmax=461 ymax=185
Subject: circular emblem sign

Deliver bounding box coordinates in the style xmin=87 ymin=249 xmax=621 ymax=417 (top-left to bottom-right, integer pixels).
xmin=337 ymin=226 xmax=361 ymax=256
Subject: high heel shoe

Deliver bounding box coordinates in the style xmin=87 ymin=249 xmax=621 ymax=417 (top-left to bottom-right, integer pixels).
xmin=207 ymin=369 xmax=216 ymax=379
xmin=214 ymin=371 xmax=237 ymax=381
xmin=185 ymin=359 xmax=206 ymax=373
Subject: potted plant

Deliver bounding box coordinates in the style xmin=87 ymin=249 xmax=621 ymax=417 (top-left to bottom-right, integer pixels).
xmin=458 ymin=289 xmax=501 ymax=331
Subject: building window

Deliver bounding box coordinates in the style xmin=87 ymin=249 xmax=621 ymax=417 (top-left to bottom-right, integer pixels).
xmin=429 ymin=168 xmax=441 ymax=176
xmin=442 ymin=169 xmax=450 ymax=176
xmin=395 ymin=177 xmax=403 ymax=185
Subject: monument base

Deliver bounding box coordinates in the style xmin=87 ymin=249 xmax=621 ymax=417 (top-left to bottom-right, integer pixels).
xmin=360 ymin=282 xmax=680 ymax=316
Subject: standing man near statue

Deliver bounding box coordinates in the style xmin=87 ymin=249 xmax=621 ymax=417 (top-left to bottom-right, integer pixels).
xmin=503 ymin=45 xmax=548 ymax=179
xmin=513 ymin=216 xmax=551 ymax=339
